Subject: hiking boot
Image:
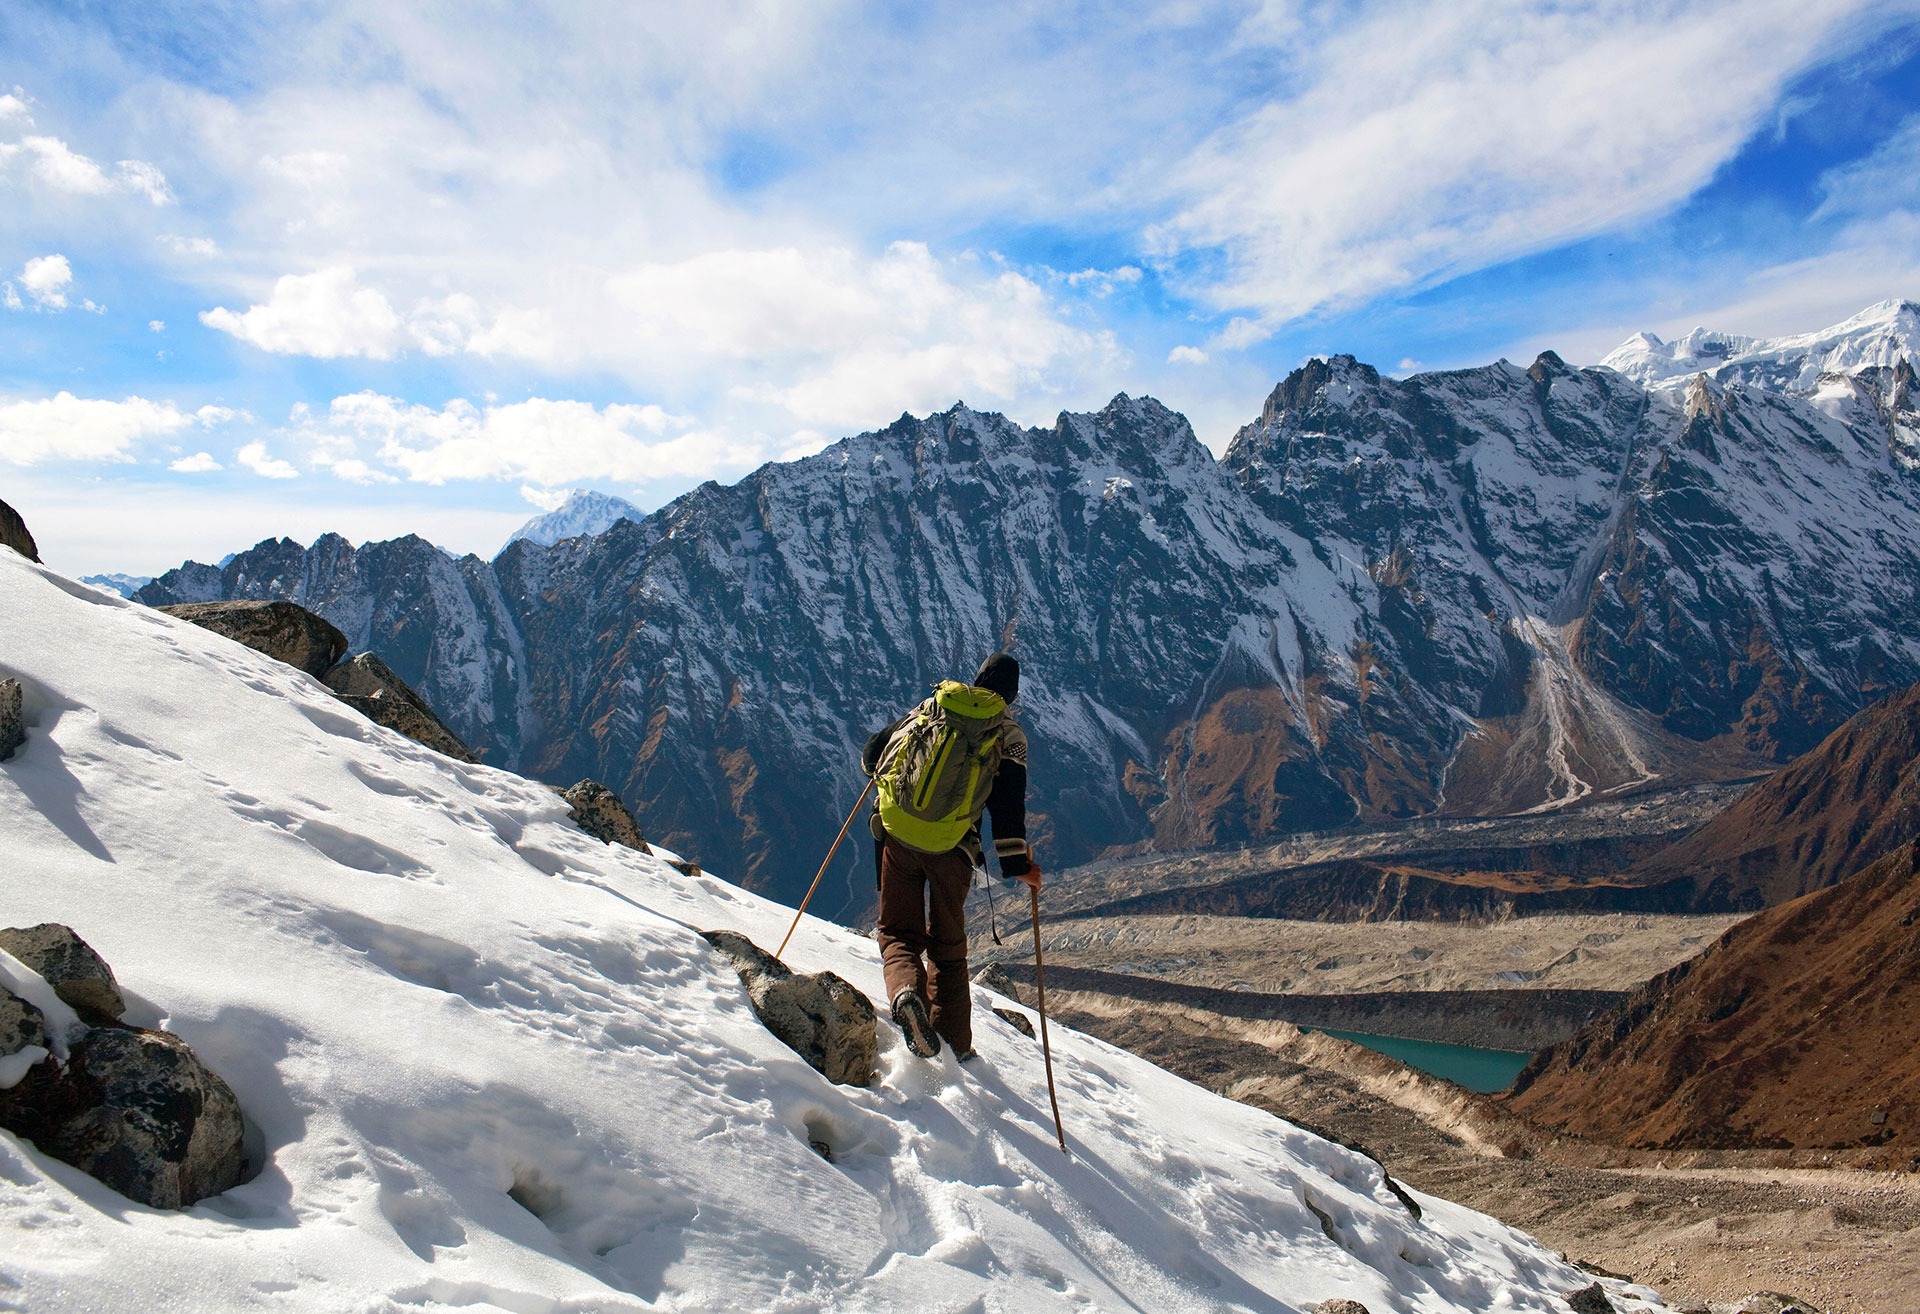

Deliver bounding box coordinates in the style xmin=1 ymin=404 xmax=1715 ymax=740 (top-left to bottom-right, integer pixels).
xmin=891 ymin=990 xmax=942 ymax=1058
xmin=954 ymin=1047 xmax=980 ymax=1064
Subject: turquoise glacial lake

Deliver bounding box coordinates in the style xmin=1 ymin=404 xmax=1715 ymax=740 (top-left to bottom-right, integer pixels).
xmin=1313 ymin=1029 xmax=1535 ymax=1093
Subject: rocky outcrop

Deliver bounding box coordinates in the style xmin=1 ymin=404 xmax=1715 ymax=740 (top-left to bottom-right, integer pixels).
xmin=1 ymin=677 xmax=22 ymax=762
xmin=700 ymin=930 xmax=876 ymax=1086
xmin=0 ymin=925 xmax=244 ymax=1208
xmin=1565 ymin=1284 xmax=1616 ymax=1314
xmin=0 ymin=1025 xmax=245 ymax=1209
xmin=555 ymin=780 xmax=650 ymax=852
xmin=1630 ymin=683 xmax=1920 ymax=908
xmin=0 ymin=924 xmax=126 ymax=1023
xmin=1504 ymin=840 xmax=1920 ymax=1150
xmin=159 ymin=600 xmax=348 ymax=679
xmin=0 ymin=498 xmax=39 ymax=563
xmin=323 ymin=653 xmax=478 ymax=763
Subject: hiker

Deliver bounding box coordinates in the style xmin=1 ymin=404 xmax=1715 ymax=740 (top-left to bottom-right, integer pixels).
xmin=863 ymin=652 xmax=1040 ymax=1060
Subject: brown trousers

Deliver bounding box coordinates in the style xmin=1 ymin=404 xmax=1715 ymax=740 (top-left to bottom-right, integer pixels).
xmin=876 ymin=835 xmax=976 ymax=1052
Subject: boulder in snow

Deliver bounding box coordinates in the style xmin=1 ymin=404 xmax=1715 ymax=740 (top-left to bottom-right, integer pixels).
xmin=0 ymin=1024 xmax=244 ymax=1208
xmin=158 ymin=600 xmax=348 ymax=679
xmin=0 ymin=498 xmax=38 ymax=563
xmin=1565 ymin=1283 xmax=1616 ymax=1313
xmin=1 ymin=677 xmax=22 ymax=761
xmin=701 ymin=930 xmax=876 ymax=1087
xmin=1312 ymin=1302 xmax=1373 ymax=1314
xmin=992 ymin=1006 xmax=1035 ymax=1039
xmin=323 ymin=652 xmax=479 ymax=763
xmin=0 ymin=924 xmax=126 ymax=1024
xmin=555 ymin=779 xmax=651 ymax=852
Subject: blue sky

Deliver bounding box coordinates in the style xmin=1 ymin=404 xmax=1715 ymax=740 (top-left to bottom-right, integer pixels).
xmin=4 ymin=0 xmax=1919 ymax=576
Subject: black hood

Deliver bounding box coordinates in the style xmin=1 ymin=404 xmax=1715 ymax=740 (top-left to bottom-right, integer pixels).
xmin=972 ymin=652 xmax=1019 ymax=703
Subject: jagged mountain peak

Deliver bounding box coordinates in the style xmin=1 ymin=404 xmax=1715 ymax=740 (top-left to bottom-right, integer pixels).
xmin=1602 ymin=297 xmax=1920 ymax=392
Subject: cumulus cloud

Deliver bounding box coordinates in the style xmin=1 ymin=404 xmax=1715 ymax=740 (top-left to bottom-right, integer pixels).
xmin=169 ymin=451 xmax=223 ymax=472
xmin=0 ymin=113 xmax=173 ymax=205
xmin=159 ymin=235 xmax=219 ymax=257
xmin=280 ymin=391 xmax=753 ymax=487
xmin=0 ymin=394 xmax=229 ymax=464
xmin=236 ymin=440 xmax=299 ymax=478
xmin=1167 ymin=345 xmax=1208 ymax=365
xmin=1151 ymin=0 xmax=1898 ymax=327
xmin=19 ymin=255 xmax=72 ymax=309
xmin=202 ymin=267 xmax=408 ymax=359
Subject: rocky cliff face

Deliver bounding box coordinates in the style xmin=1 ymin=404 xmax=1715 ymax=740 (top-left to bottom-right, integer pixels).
xmin=136 ymin=305 xmax=1920 ymax=913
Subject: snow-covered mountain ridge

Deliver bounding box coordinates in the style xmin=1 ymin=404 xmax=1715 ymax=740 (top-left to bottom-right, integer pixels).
xmin=0 ymin=547 xmax=1657 ymax=1313
xmin=136 ymin=302 xmax=1920 ymax=913
xmin=507 ymin=489 xmax=645 ymax=549
xmin=1601 ymin=297 xmax=1920 ymax=395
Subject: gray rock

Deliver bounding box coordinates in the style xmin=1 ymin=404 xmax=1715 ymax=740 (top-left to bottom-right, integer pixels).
xmin=1709 ymin=1295 xmax=1822 ymax=1314
xmin=158 ymin=600 xmax=348 ymax=679
xmin=667 ymin=858 xmax=703 ymax=878
xmin=1 ymin=989 xmax=47 ymax=1056
xmin=992 ymin=1005 xmax=1036 ymax=1039
xmin=323 ymin=653 xmax=478 ymax=763
xmin=700 ymin=930 xmax=877 ymax=1087
xmin=1565 ymin=1284 xmax=1615 ymax=1314
xmin=0 ymin=498 xmax=38 ymax=563
xmin=1 ymin=677 xmax=22 ymax=762
xmin=1312 ymin=1301 xmax=1372 ymax=1314
xmin=556 ymin=780 xmax=651 ymax=852
xmin=0 ymin=924 xmax=126 ymax=1023
xmin=0 ymin=1025 xmax=244 ymax=1208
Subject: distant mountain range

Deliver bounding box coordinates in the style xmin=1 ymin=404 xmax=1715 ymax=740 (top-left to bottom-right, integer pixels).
xmin=506 ymin=489 xmax=643 ymax=549
xmin=136 ymin=301 xmax=1920 ymax=912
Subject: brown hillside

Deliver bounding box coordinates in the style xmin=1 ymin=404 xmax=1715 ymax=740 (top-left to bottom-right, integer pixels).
xmin=1501 ymin=840 xmax=1920 ymax=1150
xmin=1632 ymin=682 xmax=1920 ymax=908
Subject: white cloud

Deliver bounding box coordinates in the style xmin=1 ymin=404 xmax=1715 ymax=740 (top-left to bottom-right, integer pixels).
xmin=159 ymin=235 xmax=220 ymax=257
xmin=281 ymin=391 xmax=750 ymax=487
xmin=1167 ymin=345 xmax=1208 ymax=365
xmin=1151 ymin=0 xmax=1899 ymax=325
xmin=1814 ymin=113 xmax=1920 ymax=221
xmin=169 ymin=451 xmax=223 ymax=472
xmin=0 ymin=393 xmax=215 ymax=464
xmin=1063 ymin=265 xmax=1144 ymax=297
xmin=202 ymin=267 xmax=408 ymax=359
xmin=0 ymin=94 xmax=29 ymax=125
xmin=19 ymin=254 xmax=72 ymax=309
xmin=236 ymin=440 xmax=300 ymax=479
xmin=115 ymin=159 xmax=175 ymax=205
xmin=149 ymin=319 xmax=165 ymax=332
xmin=2 ymin=283 xmax=19 ymax=311
xmin=519 ymin=484 xmax=569 ymax=511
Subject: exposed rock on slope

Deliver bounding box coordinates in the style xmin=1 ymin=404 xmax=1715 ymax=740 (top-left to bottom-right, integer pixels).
xmin=1629 ymin=684 xmax=1920 ymax=908
xmin=1502 ymin=840 xmax=1920 ymax=1149
xmin=322 ymin=653 xmax=479 ymax=763
xmin=0 ymin=498 xmax=39 ymax=563
xmin=135 ymin=304 xmax=1920 ymax=908
xmin=157 ymin=601 xmax=348 ymax=679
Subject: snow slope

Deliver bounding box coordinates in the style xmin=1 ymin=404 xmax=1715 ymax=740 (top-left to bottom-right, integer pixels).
xmin=0 ymin=552 xmax=1657 ymax=1312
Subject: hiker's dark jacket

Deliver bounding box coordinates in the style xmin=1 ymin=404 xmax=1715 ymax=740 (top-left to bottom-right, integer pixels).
xmin=863 ymin=711 xmax=1030 ymax=879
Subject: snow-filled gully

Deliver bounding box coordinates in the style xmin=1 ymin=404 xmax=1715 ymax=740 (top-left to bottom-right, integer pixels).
xmin=0 ymin=551 xmax=1663 ymax=1313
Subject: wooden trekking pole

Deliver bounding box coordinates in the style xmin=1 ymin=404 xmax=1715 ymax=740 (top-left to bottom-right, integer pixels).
xmin=1029 ymin=881 xmax=1068 ymax=1153
xmin=776 ymin=777 xmax=875 ymax=960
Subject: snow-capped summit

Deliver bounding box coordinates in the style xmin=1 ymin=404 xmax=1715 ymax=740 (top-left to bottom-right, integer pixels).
xmin=505 ymin=489 xmax=643 ymax=550
xmin=1601 ymin=297 xmax=1920 ymax=391
xmin=0 ymin=545 xmax=1658 ymax=1312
